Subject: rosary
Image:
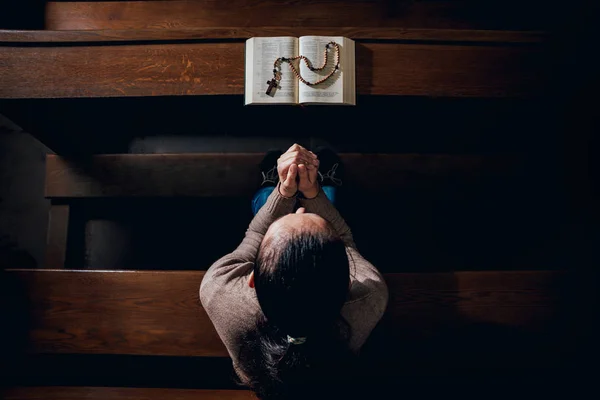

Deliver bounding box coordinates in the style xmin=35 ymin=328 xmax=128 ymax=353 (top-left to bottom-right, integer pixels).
xmin=266 ymin=41 xmax=340 ymax=96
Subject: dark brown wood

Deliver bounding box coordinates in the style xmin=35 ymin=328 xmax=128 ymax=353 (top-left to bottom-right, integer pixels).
xmin=11 ymin=269 xmax=227 ymax=356
xmin=44 ymin=205 xmax=69 ymax=269
xmin=44 ymin=154 xmax=517 ymax=198
xmin=0 ymin=28 xmax=546 ymax=44
xmin=0 ymin=43 xmax=243 ymax=98
xmin=3 ymin=387 xmax=256 ymax=400
xmin=5 ymin=269 xmax=564 ymax=357
xmin=0 ymin=42 xmax=545 ymax=98
xmin=385 ymin=272 xmax=560 ymax=332
xmin=361 ymin=42 xmax=545 ymax=97
xmin=44 ymin=1 xmax=552 ymax=31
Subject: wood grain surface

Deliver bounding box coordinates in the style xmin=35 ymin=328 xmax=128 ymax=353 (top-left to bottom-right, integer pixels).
xmin=3 ymin=387 xmax=256 ymax=400
xmin=0 ymin=28 xmax=546 ymax=43
xmin=0 ymin=42 xmax=545 ymax=98
xmin=0 ymin=43 xmax=243 ymax=98
xmin=44 ymin=1 xmax=553 ymax=31
xmin=10 ymin=269 xmax=227 ymax=356
xmin=44 ymin=154 xmax=516 ymax=198
xmin=4 ymin=269 xmax=565 ymax=357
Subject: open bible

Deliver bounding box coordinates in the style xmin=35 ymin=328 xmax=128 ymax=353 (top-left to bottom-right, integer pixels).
xmin=245 ymin=36 xmax=356 ymax=105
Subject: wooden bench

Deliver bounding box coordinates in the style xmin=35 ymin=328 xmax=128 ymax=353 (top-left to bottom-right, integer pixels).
xmin=0 ymin=0 xmax=552 ymax=99
xmin=0 ymin=27 xmax=546 ymax=99
xmin=1 ymin=268 xmax=581 ymax=399
xmin=42 ymin=153 xmax=525 ymax=270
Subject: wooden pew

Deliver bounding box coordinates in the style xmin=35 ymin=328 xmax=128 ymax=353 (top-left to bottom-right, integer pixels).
xmin=1 ymin=268 xmax=576 ymax=364
xmin=1 ymin=268 xmax=591 ymax=399
xmin=0 ymin=27 xmax=547 ymax=99
xmin=42 ymin=153 xmax=521 ymax=269
xmin=3 ymin=269 xmax=565 ymax=358
xmin=44 ymin=153 xmax=516 ymax=198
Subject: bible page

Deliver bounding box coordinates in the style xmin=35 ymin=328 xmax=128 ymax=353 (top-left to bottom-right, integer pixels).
xmin=245 ymin=37 xmax=298 ymax=105
xmin=297 ymin=36 xmax=348 ymax=104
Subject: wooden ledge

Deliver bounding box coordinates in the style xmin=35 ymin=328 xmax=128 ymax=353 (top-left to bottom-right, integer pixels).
xmin=0 ymin=27 xmax=546 ymax=44
xmin=3 ymin=269 xmax=567 ymax=358
xmin=0 ymin=28 xmax=547 ymax=98
xmin=45 ymin=154 xmax=518 ymax=198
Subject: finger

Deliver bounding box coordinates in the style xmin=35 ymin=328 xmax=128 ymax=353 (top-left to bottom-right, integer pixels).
xmin=297 ymin=147 xmax=316 ymax=157
xmin=279 ymin=151 xmax=300 ymax=163
xmin=284 ymin=144 xmax=316 ymax=160
xmin=280 ymin=151 xmax=310 ymax=163
xmin=277 ymin=159 xmax=289 ymax=180
xmin=280 ymin=151 xmax=318 ymax=166
xmin=306 ymin=160 xmax=319 ymax=170
xmin=298 ymin=149 xmax=319 ymax=164
xmin=277 ymin=153 xmax=298 ymax=177
xmin=286 ymin=143 xmax=301 ymax=153
xmin=308 ymin=163 xmax=318 ymax=183
xmin=278 ymin=157 xmax=301 ymax=174
xmin=284 ymin=163 xmax=298 ymax=187
xmin=298 ymin=164 xmax=309 ymax=183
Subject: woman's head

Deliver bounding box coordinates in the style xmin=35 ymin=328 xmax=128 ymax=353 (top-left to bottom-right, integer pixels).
xmin=252 ymin=207 xmax=350 ymax=337
xmin=240 ymin=208 xmax=354 ymax=399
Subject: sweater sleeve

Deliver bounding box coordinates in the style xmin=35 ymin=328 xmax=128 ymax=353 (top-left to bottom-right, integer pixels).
xmin=299 ymin=189 xmax=388 ymax=352
xmin=298 ymin=188 xmax=355 ymax=248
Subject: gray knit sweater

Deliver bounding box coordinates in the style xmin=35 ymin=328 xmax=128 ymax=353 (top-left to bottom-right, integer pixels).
xmin=199 ymin=187 xmax=389 ymax=376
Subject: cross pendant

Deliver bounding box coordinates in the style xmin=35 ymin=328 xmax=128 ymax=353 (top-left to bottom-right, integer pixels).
xmin=266 ymin=79 xmax=279 ymax=96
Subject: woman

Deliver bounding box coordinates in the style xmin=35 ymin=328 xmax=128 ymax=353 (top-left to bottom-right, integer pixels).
xmin=200 ymin=144 xmax=388 ymax=399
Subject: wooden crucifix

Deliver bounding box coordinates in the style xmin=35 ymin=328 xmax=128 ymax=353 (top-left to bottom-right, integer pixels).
xmin=266 ymin=79 xmax=279 ymax=95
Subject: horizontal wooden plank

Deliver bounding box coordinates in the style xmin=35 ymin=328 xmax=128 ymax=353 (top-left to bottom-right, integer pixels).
xmin=44 ymin=154 xmax=517 ymax=198
xmin=0 ymin=42 xmax=545 ymax=98
xmin=44 ymin=1 xmax=553 ymax=31
xmin=46 ymin=154 xmax=262 ymax=198
xmin=0 ymin=43 xmax=242 ymax=98
xmin=3 ymin=387 xmax=255 ymax=400
xmin=4 ymin=269 xmax=566 ymax=358
xmin=9 ymin=269 xmax=226 ymax=356
xmin=384 ymin=272 xmax=561 ymax=336
xmin=0 ymin=28 xmax=546 ymax=44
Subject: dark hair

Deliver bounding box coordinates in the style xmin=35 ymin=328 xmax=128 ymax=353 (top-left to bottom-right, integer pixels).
xmin=238 ymin=221 xmax=355 ymax=400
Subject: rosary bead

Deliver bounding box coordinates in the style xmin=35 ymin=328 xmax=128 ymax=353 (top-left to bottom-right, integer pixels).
xmin=270 ymin=42 xmax=339 ymax=90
